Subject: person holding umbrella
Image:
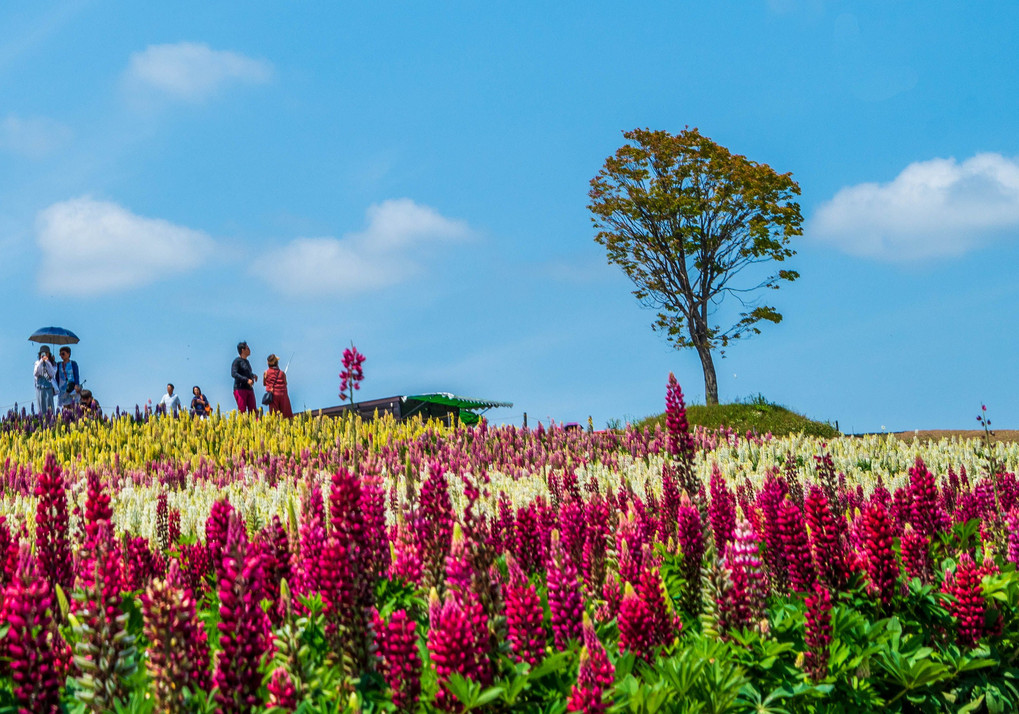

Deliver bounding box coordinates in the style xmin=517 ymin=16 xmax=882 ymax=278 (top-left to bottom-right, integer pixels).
xmin=33 ymin=346 xmax=57 ymax=413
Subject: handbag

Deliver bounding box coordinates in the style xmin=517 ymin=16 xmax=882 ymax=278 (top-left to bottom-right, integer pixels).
xmin=262 ymin=391 xmax=273 ymax=406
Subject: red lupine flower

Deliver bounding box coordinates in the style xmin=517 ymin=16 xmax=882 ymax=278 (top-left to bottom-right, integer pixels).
xmin=34 ymin=453 xmax=72 ymax=592
xmin=504 ymin=552 xmax=545 ymax=666
xmin=546 ymin=530 xmax=584 ymax=649
xmin=617 ymin=582 xmax=655 ymax=661
xmin=861 ymin=502 xmax=899 ymax=606
xmin=776 ymin=496 xmax=815 ymax=593
xmin=428 ymin=587 xmax=491 ymax=712
xmin=266 ymin=667 xmax=298 ymax=712
xmin=4 ymin=546 xmax=62 ymax=714
xmin=941 ymin=553 xmax=989 ymax=648
xmin=676 ymin=496 xmax=705 ymax=610
xmin=900 ymin=525 xmax=934 ymax=584
xmin=709 ymin=465 xmax=737 ymax=553
xmin=908 ymin=458 xmax=949 ymax=538
xmin=803 ymin=583 xmax=832 ymax=682
xmin=141 ymin=560 xmax=211 ymax=712
xmin=214 ymin=512 xmax=270 ymax=713
xmin=719 ymin=519 xmax=768 ymax=633
xmin=804 ymin=486 xmax=851 ymax=592
xmin=374 ymin=609 xmax=422 ymax=711
xmin=665 ymin=373 xmax=696 ymax=492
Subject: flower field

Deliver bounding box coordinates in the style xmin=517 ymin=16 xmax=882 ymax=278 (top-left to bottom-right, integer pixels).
xmin=2 ymin=381 xmax=1019 ymax=713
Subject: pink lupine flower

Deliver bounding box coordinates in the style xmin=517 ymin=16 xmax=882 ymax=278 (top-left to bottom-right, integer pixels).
xmin=361 ymin=475 xmax=390 ymax=579
xmin=908 ymin=458 xmax=949 ymax=538
xmin=214 ymin=512 xmax=270 ymax=713
xmin=665 ymin=373 xmax=696 ymax=491
xmin=636 ymin=553 xmax=681 ymax=648
xmin=617 ymin=582 xmax=655 ymax=661
xmin=390 ymin=518 xmax=423 ymax=585
xmin=205 ymin=497 xmax=234 ymax=567
xmin=155 ymin=490 xmax=169 ymax=551
xmin=0 ymin=516 xmax=13 ymax=589
xmin=804 ymin=486 xmax=851 ymax=592
xmin=776 ymin=497 xmax=815 ymax=593
xmin=168 ymin=508 xmax=181 ymax=547
xmin=83 ymin=470 xmax=113 ymax=544
xmin=546 ymin=530 xmax=584 ymax=649
xmin=676 ymin=497 xmax=705 ymax=610
xmin=860 ymin=502 xmax=899 ymax=606
xmin=504 ymin=552 xmax=545 ymax=666
xmin=267 ymin=667 xmax=298 ymax=712
xmin=719 ymin=519 xmax=768 ymax=632
xmin=559 ymin=499 xmax=587 ymax=572
xmin=417 ymin=464 xmax=455 ymax=588
xmin=318 ymin=534 xmax=355 ymax=647
xmin=513 ymin=501 xmax=543 ymax=573
xmin=756 ymin=475 xmax=789 ymax=592
xmin=568 ymin=647 xmax=611 ymax=714
xmin=1008 ymin=508 xmax=1019 ymax=566
xmin=803 ymin=583 xmax=832 ymax=682
xmin=444 ymin=524 xmax=476 ymax=596
xmin=4 ymin=546 xmax=62 ymax=714
xmin=428 ymin=588 xmax=491 ymax=712
xmin=941 ymin=553 xmax=989 ymax=648
xmin=34 ymin=453 xmax=72 ymax=592
xmin=496 ymin=491 xmax=516 ymax=556
xmin=178 ymin=541 xmax=212 ymax=598
xmin=900 ymin=525 xmax=934 ymax=584
xmin=582 ymin=496 xmax=610 ymax=596
xmin=659 ymin=463 xmax=682 ymax=542
xmin=141 ymin=560 xmax=211 ymax=712
xmin=709 ymin=465 xmax=737 ymax=553
xmin=296 ymin=484 xmax=326 ymax=599
xmin=374 ymin=609 xmax=422 ymax=711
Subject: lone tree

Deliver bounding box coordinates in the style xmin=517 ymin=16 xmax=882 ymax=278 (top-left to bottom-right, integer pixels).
xmin=589 ymin=127 xmax=802 ymax=405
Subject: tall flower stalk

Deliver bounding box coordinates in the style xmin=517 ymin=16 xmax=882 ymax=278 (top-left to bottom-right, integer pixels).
xmin=339 ymin=343 xmax=367 ymax=405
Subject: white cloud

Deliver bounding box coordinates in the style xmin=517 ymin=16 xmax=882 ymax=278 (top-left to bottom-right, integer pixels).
xmin=252 ymin=199 xmax=474 ymax=296
xmin=809 ymin=153 xmax=1019 ymax=261
xmin=36 ymin=197 xmax=213 ymax=295
xmin=124 ymin=42 xmax=272 ymax=102
xmin=0 ymin=114 xmax=71 ymax=157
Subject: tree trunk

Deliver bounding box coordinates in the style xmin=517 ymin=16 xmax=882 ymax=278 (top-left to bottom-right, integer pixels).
xmin=696 ymin=344 xmax=719 ymax=406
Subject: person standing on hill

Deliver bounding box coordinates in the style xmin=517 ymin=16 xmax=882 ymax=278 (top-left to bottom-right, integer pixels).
xmin=55 ymin=346 xmax=81 ymax=408
xmin=231 ymin=341 xmax=258 ymax=414
xmin=263 ymin=353 xmax=293 ymax=418
xmin=158 ymin=383 xmax=183 ymax=415
xmin=33 ymin=346 xmax=57 ymax=413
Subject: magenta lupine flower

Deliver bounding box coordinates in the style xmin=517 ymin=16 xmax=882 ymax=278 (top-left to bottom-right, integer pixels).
xmin=568 ymin=647 xmax=611 ymax=714
xmin=559 ymin=499 xmax=587 ymax=573
xmin=178 ymin=541 xmax=212 ymax=598
xmin=659 ymin=463 xmax=682 ymax=542
xmin=417 ymin=464 xmax=455 ymax=588
xmin=318 ymin=533 xmax=355 ymax=646
xmin=803 ymin=583 xmax=832 ymax=682
xmin=266 ymin=667 xmax=298 ymax=712
xmin=617 ymin=582 xmax=655 ymax=661
xmin=756 ymin=475 xmax=789 ymax=592
xmin=496 ymin=492 xmax=516 ymax=556
xmin=444 ymin=524 xmax=476 ymax=595
xmin=860 ymin=502 xmax=899 ymax=606
xmin=908 ymin=458 xmax=949 ymax=538
xmin=635 ymin=553 xmax=681 ymax=648
xmin=504 ymin=552 xmax=545 ymax=666
xmin=155 ymin=490 xmax=169 ymax=551
xmin=83 ymin=470 xmax=113 ymax=544
xmin=804 ymin=486 xmax=850 ymax=592
xmin=168 ymin=508 xmax=181 ymax=547
xmin=598 ymin=575 xmax=622 ymax=623
xmin=214 ymin=512 xmax=270 ymax=713
xmin=900 ymin=526 xmax=934 ymax=584
xmin=581 ymin=613 xmax=614 ymax=691
xmin=361 ymin=475 xmax=390 ymax=579
xmin=141 ymin=560 xmax=211 ymax=712
xmin=581 ymin=496 xmax=610 ymax=596
xmin=513 ymin=501 xmax=543 ymax=573
xmin=375 ymin=609 xmax=422 ymax=711
xmin=996 ymin=471 xmax=1019 ymax=512
xmin=941 ymin=553 xmax=988 ymax=648
xmin=34 ymin=453 xmax=73 ymax=592
xmin=709 ymin=465 xmax=737 ymax=553
xmin=338 ymin=343 xmax=366 ymax=404
xmin=296 ymin=485 xmax=326 ymax=600
xmin=4 ymin=546 xmax=62 ymax=714
xmin=546 ymin=531 xmax=584 ymax=649
xmin=776 ymin=497 xmax=815 ymax=593
xmin=1007 ymin=508 xmax=1019 ymax=566
xmin=428 ymin=588 xmax=491 ymax=712
xmin=665 ymin=373 xmax=696 ymax=489
xmin=719 ymin=519 xmax=768 ymax=633
xmin=205 ymin=497 xmax=234 ymax=566
xmin=390 ymin=519 xmax=423 ymax=585
xmin=0 ymin=516 xmax=13 ymax=589
xmin=889 ymin=487 xmax=911 ymax=533
xmin=676 ymin=497 xmax=705 ymax=609
xmin=124 ymin=534 xmax=163 ymax=591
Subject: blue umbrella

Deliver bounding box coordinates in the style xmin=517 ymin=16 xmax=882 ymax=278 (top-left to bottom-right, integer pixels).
xmin=28 ymin=327 xmax=80 ymax=345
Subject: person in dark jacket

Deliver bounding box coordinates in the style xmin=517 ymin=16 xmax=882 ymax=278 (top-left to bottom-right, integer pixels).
xmin=263 ymin=353 xmax=293 ymax=418
xmin=231 ymin=341 xmax=258 ymax=414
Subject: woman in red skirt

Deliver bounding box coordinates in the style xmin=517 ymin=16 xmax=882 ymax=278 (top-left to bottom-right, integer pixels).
xmin=262 ymin=354 xmax=293 ymax=418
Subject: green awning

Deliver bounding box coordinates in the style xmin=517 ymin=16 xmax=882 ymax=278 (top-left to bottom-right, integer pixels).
xmin=405 ymin=393 xmax=513 ymax=410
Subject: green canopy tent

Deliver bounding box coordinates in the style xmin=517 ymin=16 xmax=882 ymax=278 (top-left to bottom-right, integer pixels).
xmin=403 ymin=393 xmax=513 ymax=425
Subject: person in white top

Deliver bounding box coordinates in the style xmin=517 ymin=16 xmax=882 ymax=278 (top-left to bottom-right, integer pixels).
xmin=158 ymin=383 xmax=184 ymax=415
xmin=33 ymin=346 xmax=57 ymax=413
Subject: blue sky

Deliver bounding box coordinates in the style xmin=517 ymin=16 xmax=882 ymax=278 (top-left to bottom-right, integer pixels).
xmin=2 ymin=1 xmax=1018 ymax=432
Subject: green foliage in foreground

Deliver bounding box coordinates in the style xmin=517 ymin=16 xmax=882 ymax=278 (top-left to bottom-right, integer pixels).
xmin=636 ymin=397 xmax=839 ymax=438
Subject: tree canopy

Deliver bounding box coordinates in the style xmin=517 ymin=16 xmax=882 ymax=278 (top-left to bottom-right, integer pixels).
xmin=589 ymin=127 xmax=803 ymax=405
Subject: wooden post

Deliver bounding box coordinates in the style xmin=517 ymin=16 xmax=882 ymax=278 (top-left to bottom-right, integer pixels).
xmin=523 ymin=412 xmax=528 ymax=429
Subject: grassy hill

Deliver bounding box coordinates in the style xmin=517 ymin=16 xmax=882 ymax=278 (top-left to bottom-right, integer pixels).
xmin=635 ymin=396 xmax=840 ymax=438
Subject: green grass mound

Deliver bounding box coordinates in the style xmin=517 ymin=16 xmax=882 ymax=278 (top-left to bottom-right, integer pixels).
xmin=637 ymin=397 xmax=840 ymax=438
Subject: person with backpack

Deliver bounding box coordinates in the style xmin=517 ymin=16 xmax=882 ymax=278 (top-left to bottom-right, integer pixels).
xmin=55 ymin=346 xmax=81 ymax=408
